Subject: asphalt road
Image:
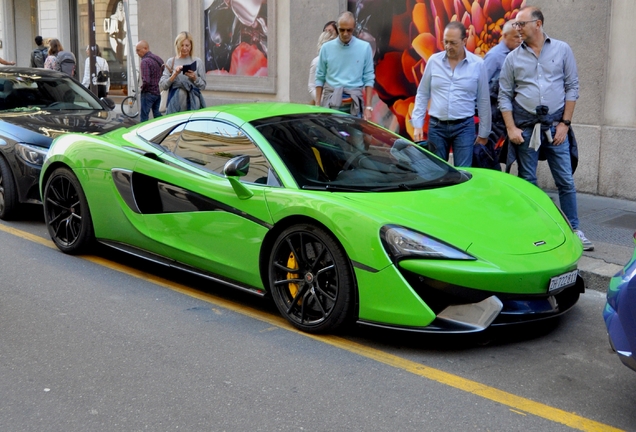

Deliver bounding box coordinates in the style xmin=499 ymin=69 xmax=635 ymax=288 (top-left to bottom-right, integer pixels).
xmin=1 ymin=214 xmax=635 ymax=431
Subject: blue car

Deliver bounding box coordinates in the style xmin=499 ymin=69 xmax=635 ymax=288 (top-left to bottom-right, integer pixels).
xmin=604 ymin=232 xmax=636 ymax=371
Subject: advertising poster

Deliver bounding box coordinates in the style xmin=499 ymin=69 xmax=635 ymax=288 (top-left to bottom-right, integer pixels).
xmin=204 ymin=0 xmax=268 ymax=77
xmin=348 ymin=0 xmax=525 ymax=139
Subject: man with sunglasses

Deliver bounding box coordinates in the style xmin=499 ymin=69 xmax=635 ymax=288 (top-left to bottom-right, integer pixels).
xmin=314 ymin=11 xmax=375 ymax=121
xmin=498 ymin=6 xmax=593 ymax=250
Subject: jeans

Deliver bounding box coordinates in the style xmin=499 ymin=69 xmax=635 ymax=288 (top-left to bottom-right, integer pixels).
xmin=140 ymin=92 xmax=162 ymax=122
xmin=516 ymin=124 xmax=580 ymax=229
xmin=427 ymin=117 xmax=475 ymax=167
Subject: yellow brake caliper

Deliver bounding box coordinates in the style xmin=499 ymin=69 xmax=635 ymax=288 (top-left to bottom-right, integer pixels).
xmin=286 ymin=252 xmax=302 ymax=304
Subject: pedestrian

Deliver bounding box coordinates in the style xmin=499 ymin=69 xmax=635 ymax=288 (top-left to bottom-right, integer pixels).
xmin=135 ymin=40 xmax=164 ymax=122
xmin=411 ymin=22 xmax=491 ymax=167
xmin=44 ymin=39 xmax=77 ymax=77
xmin=30 ymin=36 xmax=48 ymax=68
xmin=81 ymin=45 xmax=110 ymax=98
xmin=314 ymin=11 xmax=375 ymax=120
xmin=323 ymin=20 xmax=338 ymax=39
xmin=498 ymin=6 xmax=593 ymax=250
xmin=476 ymin=20 xmax=522 ymax=169
xmin=159 ymin=31 xmax=206 ymax=114
xmin=44 ymin=39 xmax=62 ymax=71
xmin=308 ymin=30 xmax=337 ymax=104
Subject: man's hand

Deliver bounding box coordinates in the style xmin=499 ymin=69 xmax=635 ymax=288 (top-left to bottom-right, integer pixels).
xmin=552 ymin=122 xmax=568 ymax=145
xmin=413 ymin=127 xmax=424 ymax=142
xmin=475 ymin=136 xmax=488 ymax=145
xmin=363 ymin=108 xmax=372 ymax=121
xmin=507 ymin=126 xmax=524 ymax=145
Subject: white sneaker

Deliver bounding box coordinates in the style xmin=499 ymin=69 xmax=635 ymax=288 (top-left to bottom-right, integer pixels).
xmin=576 ymin=230 xmax=594 ymax=251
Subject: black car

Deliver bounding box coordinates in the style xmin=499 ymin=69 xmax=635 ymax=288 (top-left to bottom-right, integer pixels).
xmin=0 ymin=67 xmax=136 ymax=220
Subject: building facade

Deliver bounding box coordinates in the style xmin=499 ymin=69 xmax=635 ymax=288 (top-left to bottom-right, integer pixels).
xmin=0 ymin=0 xmax=634 ymax=200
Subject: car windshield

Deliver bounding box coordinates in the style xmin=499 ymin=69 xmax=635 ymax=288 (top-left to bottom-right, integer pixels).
xmin=0 ymin=71 xmax=104 ymax=112
xmin=253 ymin=113 xmax=468 ymax=191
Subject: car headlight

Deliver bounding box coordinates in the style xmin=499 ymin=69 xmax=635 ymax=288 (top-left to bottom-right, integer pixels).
xmin=380 ymin=225 xmax=475 ymax=261
xmin=16 ymin=143 xmax=48 ymax=166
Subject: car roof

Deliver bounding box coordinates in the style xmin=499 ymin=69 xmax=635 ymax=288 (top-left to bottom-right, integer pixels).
xmin=197 ymin=102 xmax=337 ymax=123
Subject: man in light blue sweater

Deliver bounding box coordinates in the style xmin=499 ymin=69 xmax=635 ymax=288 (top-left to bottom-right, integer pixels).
xmin=314 ymin=11 xmax=375 ymax=121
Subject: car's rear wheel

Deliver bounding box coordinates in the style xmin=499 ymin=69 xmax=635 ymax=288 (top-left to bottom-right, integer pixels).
xmin=43 ymin=167 xmax=94 ymax=254
xmin=0 ymin=155 xmax=19 ymax=220
xmin=269 ymin=224 xmax=353 ymax=333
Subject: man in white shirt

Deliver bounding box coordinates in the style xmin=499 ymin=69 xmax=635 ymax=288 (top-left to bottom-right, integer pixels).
xmin=411 ymin=22 xmax=490 ymax=167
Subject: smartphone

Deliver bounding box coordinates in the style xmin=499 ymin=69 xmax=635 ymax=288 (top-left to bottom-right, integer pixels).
xmin=181 ymin=62 xmax=195 ymax=74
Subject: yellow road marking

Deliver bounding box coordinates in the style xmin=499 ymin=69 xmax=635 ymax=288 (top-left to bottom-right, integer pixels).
xmin=0 ymin=223 xmax=623 ymax=432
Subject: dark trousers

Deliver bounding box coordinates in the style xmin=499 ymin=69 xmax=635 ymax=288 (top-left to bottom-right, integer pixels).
xmin=140 ymin=92 xmax=162 ymax=122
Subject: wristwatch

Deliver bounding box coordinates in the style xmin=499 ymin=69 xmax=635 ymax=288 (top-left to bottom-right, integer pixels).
xmin=560 ymin=119 xmax=571 ymax=126
xmin=365 ymin=106 xmax=373 ymax=111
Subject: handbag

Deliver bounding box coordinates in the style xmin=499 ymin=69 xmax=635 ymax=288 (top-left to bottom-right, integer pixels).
xmin=96 ymin=57 xmax=109 ymax=82
xmin=97 ymin=70 xmax=110 ymax=82
xmin=159 ymin=89 xmax=168 ymax=113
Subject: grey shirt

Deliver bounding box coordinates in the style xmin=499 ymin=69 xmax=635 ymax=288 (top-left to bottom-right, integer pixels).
xmin=498 ymin=33 xmax=579 ymax=115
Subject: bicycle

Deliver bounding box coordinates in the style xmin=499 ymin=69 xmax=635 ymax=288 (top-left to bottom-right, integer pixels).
xmin=120 ymin=88 xmax=139 ymax=118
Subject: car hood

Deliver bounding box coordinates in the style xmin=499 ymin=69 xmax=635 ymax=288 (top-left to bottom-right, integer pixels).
xmin=0 ymin=109 xmax=134 ymax=148
xmin=341 ymin=171 xmax=567 ymax=257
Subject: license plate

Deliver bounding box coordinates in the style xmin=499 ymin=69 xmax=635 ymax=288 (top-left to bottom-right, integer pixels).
xmin=549 ymin=270 xmax=579 ymax=292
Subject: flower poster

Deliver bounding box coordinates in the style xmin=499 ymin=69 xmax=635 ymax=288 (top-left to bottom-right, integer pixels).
xmin=204 ymin=0 xmax=268 ymax=77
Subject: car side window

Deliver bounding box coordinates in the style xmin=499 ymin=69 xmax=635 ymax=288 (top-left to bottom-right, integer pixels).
xmin=158 ymin=124 xmax=186 ymax=153
xmin=176 ymin=120 xmax=274 ymax=184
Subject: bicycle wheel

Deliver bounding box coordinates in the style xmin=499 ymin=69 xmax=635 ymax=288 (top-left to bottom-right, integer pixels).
xmin=121 ymin=95 xmax=139 ymax=118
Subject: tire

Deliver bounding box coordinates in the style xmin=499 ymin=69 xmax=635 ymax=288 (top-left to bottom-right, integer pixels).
xmin=269 ymin=224 xmax=354 ymax=333
xmin=43 ymin=167 xmax=94 ymax=254
xmin=121 ymin=95 xmax=139 ymax=118
xmin=0 ymin=155 xmax=19 ymax=220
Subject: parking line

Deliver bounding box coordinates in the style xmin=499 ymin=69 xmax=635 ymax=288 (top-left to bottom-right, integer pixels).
xmin=0 ymin=223 xmax=623 ymax=432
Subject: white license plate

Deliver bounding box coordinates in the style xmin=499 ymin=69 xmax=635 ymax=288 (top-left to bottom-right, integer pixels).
xmin=549 ymin=270 xmax=579 ymax=292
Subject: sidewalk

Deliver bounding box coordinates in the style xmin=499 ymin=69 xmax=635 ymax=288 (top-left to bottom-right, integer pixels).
xmin=546 ymin=190 xmax=636 ymax=292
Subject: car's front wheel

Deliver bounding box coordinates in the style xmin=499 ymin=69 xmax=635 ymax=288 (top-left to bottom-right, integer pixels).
xmin=43 ymin=167 xmax=94 ymax=254
xmin=0 ymin=155 xmax=19 ymax=220
xmin=269 ymin=224 xmax=354 ymax=333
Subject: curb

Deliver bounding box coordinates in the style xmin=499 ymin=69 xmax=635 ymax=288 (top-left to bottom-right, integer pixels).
xmin=578 ymin=256 xmax=621 ymax=293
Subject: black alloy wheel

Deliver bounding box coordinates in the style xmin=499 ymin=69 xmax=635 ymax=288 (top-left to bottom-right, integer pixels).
xmin=269 ymin=224 xmax=353 ymax=333
xmin=43 ymin=167 xmax=94 ymax=254
xmin=0 ymin=155 xmax=18 ymax=220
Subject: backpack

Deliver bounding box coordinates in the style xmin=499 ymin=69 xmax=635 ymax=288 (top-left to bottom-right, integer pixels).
xmin=32 ymin=47 xmax=48 ymax=68
xmin=57 ymin=51 xmax=77 ymax=77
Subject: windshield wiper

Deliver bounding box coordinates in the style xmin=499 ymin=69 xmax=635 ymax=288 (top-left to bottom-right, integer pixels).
xmin=368 ymin=183 xmax=414 ymax=192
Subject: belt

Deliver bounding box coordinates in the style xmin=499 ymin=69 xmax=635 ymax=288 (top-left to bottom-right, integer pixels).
xmin=430 ymin=116 xmax=472 ymax=125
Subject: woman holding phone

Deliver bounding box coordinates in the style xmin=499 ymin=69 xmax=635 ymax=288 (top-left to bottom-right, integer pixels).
xmin=160 ymin=31 xmax=207 ymax=114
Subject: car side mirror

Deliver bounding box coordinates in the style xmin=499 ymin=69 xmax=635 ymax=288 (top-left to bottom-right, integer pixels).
xmin=223 ymin=155 xmax=250 ymax=177
xmin=101 ymin=97 xmax=116 ymax=110
xmin=223 ymin=155 xmax=253 ymax=200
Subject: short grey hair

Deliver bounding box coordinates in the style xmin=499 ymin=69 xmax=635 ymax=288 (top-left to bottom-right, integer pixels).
xmin=502 ymin=20 xmax=515 ymax=34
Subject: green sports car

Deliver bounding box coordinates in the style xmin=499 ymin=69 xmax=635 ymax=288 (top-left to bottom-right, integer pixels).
xmin=40 ymin=103 xmax=584 ymax=334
